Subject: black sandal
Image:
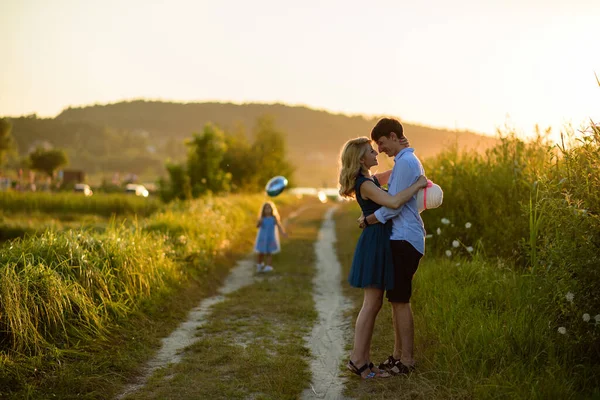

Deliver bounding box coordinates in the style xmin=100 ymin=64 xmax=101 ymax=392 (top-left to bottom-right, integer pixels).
xmin=378 ymin=355 xmax=415 ymax=375
xmin=347 ymin=360 xmax=377 ymax=379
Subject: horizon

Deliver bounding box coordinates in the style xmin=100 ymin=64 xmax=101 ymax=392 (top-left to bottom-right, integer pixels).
xmin=5 ymin=97 xmax=493 ymax=135
xmin=2 ymin=0 xmax=599 ymax=143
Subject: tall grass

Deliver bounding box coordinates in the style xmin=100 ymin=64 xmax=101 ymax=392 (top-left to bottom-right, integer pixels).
xmin=0 ymin=193 xmax=280 ymax=392
xmin=419 ymin=121 xmax=600 ymax=384
xmin=421 ymin=130 xmax=554 ymax=261
xmin=335 ymin=201 xmax=599 ymax=398
xmin=0 ymin=191 xmax=162 ymax=217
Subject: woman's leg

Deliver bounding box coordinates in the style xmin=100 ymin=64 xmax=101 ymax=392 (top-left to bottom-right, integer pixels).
xmin=349 ymin=287 xmax=384 ymax=373
xmin=265 ymin=253 xmax=273 ymax=267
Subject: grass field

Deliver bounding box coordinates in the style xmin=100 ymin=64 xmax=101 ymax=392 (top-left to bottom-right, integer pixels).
xmin=335 ymin=201 xmax=600 ymax=400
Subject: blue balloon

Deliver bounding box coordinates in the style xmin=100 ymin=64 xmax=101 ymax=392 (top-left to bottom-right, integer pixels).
xmin=265 ymin=176 xmax=288 ymax=197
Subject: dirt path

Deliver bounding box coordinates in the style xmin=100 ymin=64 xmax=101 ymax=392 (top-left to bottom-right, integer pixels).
xmin=116 ymin=258 xmax=257 ymax=399
xmin=116 ymin=204 xmax=352 ymax=399
xmin=301 ymin=206 xmax=353 ymax=400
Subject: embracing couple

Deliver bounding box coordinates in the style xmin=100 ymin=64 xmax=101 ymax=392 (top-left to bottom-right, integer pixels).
xmin=338 ymin=117 xmax=427 ymax=379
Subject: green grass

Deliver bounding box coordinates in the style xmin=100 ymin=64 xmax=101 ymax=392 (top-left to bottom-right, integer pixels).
xmin=0 ymin=191 xmax=163 ymax=217
xmin=0 ymin=194 xmax=304 ymax=398
xmin=334 ymin=201 xmax=600 ymax=400
xmin=123 ymin=202 xmax=327 ymax=400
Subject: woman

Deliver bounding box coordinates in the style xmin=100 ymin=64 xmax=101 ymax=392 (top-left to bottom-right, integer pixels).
xmin=338 ymin=136 xmax=427 ymax=379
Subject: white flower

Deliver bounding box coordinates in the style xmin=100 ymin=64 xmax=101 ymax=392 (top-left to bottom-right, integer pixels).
xmin=445 ymin=250 xmax=452 ymax=257
xmin=455 ymin=262 xmax=460 ymax=266
xmin=441 ymin=218 xmax=450 ymax=225
xmin=558 ymin=327 xmax=566 ymax=334
xmin=436 ymin=228 xmax=442 ymax=235
xmin=466 ymin=246 xmax=474 ymax=253
xmin=425 ymin=234 xmax=433 ymax=239
xmin=452 ymin=240 xmax=460 ymax=248
xmin=595 ymin=314 xmax=600 ymax=323
xmin=565 ymin=292 xmax=574 ymax=302
xmin=465 ymin=222 xmax=472 ymax=229
xmin=583 ymin=313 xmax=591 ymax=322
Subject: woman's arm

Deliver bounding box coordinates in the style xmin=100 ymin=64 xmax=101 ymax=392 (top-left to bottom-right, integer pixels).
xmin=372 ymin=169 xmax=392 ymax=186
xmin=257 ymin=218 xmax=263 ymax=228
xmin=360 ymin=175 xmax=427 ymax=209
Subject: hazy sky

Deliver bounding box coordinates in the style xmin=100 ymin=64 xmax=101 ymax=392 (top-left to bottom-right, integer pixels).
xmin=1 ymin=0 xmax=598 ymax=141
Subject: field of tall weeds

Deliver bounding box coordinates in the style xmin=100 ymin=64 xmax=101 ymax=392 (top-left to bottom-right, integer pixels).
xmin=421 ymin=122 xmax=600 ymax=377
xmin=0 ymin=193 xmax=281 ymax=390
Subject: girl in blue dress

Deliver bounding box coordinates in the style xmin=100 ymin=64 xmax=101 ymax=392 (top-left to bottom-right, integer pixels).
xmin=338 ymin=136 xmax=427 ymax=379
xmin=254 ymin=201 xmax=287 ymax=273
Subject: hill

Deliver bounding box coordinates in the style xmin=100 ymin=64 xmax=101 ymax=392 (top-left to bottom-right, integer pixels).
xmin=9 ymin=100 xmax=499 ymax=187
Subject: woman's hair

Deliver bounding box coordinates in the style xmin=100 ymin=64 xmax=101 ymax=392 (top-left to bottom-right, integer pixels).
xmin=258 ymin=201 xmax=280 ymax=221
xmin=338 ymin=137 xmax=371 ymax=199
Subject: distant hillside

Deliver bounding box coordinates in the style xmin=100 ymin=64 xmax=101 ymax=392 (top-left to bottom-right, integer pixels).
xmin=53 ymin=100 xmax=498 ymax=186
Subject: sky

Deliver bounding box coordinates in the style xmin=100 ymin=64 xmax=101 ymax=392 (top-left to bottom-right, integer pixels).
xmin=1 ymin=0 xmax=599 ymax=142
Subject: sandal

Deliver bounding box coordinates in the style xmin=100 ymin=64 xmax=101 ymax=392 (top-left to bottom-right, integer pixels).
xmin=347 ymin=360 xmax=389 ymax=379
xmin=378 ymin=355 xmax=415 ymax=375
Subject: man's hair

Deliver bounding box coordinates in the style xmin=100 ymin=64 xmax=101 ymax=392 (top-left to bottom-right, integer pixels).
xmin=371 ymin=118 xmax=404 ymax=142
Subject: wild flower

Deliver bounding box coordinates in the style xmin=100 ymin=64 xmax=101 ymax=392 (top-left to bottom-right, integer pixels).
xmin=452 ymin=240 xmax=460 ymax=248
xmin=441 ymin=218 xmax=450 ymax=225
xmin=445 ymin=250 xmax=452 ymax=257
xmin=465 ymin=222 xmax=472 ymax=229
xmin=466 ymin=246 xmax=474 ymax=253
xmin=436 ymin=228 xmax=442 ymax=235
xmin=595 ymin=314 xmax=600 ymax=323
xmin=558 ymin=327 xmax=567 ymax=334
xmin=425 ymin=234 xmax=433 ymax=239
xmin=583 ymin=313 xmax=591 ymax=322
xmin=566 ymin=292 xmax=574 ymax=303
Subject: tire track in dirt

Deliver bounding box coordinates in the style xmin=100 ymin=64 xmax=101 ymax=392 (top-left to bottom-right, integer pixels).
xmin=302 ymin=206 xmax=353 ymax=400
xmin=116 ymin=204 xmax=315 ymax=399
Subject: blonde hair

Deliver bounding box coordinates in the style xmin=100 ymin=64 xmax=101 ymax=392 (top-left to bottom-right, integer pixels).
xmin=338 ymin=137 xmax=372 ymax=198
xmin=258 ymin=201 xmax=281 ymax=221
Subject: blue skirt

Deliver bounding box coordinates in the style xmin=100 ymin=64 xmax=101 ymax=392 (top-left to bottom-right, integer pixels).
xmin=348 ymin=221 xmax=395 ymax=290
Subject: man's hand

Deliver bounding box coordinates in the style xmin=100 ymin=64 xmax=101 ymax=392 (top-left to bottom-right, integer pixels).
xmin=357 ymin=214 xmax=366 ymax=229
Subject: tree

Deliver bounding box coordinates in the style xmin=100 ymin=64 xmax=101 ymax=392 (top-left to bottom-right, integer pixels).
xmin=186 ymin=124 xmax=231 ymax=196
xmin=221 ymin=126 xmax=254 ymax=192
xmin=0 ymin=118 xmax=15 ymax=168
xmin=250 ymin=115 xmax=295 ymax=190
xmin=163 ymin=161 xmax=192 ymax=201
xmin=29 ymin=147 xmax=69 ymax=178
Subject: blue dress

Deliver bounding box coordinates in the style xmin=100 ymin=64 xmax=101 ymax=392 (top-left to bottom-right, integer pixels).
xmin=254 ymin=216 xmax=281 ymax=254
xmin=348 ymin=174 xmax=395 ymax=290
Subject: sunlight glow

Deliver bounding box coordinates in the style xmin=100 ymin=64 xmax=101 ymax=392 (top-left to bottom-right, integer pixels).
xmin=1 ymin=0 xmax=598 ymax=142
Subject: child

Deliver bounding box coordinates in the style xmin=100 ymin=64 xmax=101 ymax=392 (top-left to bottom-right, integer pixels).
xmin=254 ymin=201 xmax=287 ymax=273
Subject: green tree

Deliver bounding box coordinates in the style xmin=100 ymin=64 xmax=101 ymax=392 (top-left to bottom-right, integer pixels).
xmin=0 ymin=118 xmax=15 ymax=168
xmin=222 ymin=126 xmax=254 ymax=192
xmin=163 ymin=161 xmax=192 ymax=201
xmin=250 ymin=115 xmax=295 ymax=190
xmin=186 ymin=124 xmax=231 ymax=196
xmin=29 ymin=147 xmax=69 ymax=178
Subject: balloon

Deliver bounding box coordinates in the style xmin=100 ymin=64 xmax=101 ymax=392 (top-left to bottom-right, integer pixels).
xmin=416 ymin=180 xmax=443 ymax=213
xmin=265 ymin=176 xmax=288 ymax=197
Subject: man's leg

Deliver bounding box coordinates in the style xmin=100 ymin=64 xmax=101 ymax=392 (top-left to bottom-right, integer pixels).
xmin=391 ymin=301 xmax=415 ymax=366
xmin=384 ymin=240 xmax=422 ymax=372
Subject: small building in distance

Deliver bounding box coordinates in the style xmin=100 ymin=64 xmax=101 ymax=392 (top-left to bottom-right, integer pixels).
xmin=60 ymin=169 xmax=85 ymax=185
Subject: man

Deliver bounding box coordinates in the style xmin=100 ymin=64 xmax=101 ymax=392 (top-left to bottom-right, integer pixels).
xmin=362 ymin=117 xmax=425 ymax=375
